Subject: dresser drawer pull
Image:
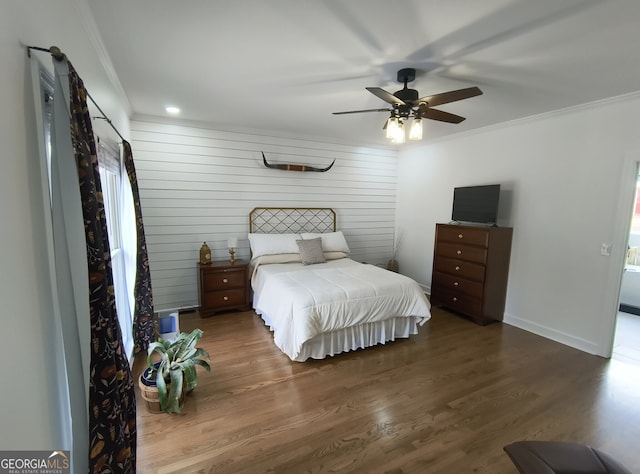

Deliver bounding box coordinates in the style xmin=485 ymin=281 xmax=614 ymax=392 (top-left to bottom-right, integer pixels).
xmin=455 ymin=266 xmax=460 ymax=271
xmin=223 ymin=296 xmax=229 ymax=301
xmin=452 ymin=297 xmax=458 ymax=302
xmin=454 ymin=282 xmax=459 ymax=286
xmin=458 ymin=233 xmax=463 ymax=239
xmin=222 ymin=278 xmax=228 ymax=283
xmin=456 ymin=250 xmax=462 ymax=255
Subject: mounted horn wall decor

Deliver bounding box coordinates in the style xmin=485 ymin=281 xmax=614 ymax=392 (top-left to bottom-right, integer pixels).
xmin=262 ymin=152 xmax=335 ymax=172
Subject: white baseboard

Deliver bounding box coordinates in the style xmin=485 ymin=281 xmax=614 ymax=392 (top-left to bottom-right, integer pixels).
xmin=503 ymin=312 xmax=605 ymax=357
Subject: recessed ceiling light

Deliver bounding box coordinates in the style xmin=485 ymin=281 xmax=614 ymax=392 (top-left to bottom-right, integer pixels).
xmin=165 ymin=106 xmax=181 ymax=114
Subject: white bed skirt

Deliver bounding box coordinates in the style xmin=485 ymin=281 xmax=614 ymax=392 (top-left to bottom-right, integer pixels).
xmin=259 ymin=313 xmax=421 ymax=362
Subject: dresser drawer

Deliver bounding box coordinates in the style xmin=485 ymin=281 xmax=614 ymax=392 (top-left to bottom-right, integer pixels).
xmin=436 ymin=242 xmax=487 ymax=264
xmin=203 ymin=288 xmax=247 ymax=308
xmin=431 ymin=286 xmax=483 ymax=317
xmin=432 ymin=271 xmax=484 ymax=299
xmin=202 ymin=269 xmax=245 ymax=291
xmin=436 ymin=225 xmax=489 ymax=247
xmin=433 ymin=256 xmax=486 ymax=282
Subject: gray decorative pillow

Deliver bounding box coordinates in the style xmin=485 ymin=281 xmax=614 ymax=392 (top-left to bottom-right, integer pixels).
xmin=297 ymin=237 xmax=326 ymax=265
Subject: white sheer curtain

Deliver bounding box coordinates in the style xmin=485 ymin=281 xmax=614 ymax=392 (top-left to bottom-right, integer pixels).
xmin=120 ymin=156 xmax=138 ymax=360
xmin=97 ymin=139 xmax=136 ymax=358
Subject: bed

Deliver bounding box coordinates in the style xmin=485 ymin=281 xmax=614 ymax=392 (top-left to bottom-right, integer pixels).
xmin=248 ymin=207 xmax=431 ymax=362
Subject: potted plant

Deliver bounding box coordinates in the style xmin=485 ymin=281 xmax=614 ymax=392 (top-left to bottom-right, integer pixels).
xmin=139 ymin=328 xmax=211 ymax=414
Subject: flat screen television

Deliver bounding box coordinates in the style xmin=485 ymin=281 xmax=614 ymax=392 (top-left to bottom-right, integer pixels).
xmin=451 ymin=184 xmax=501 ymax=224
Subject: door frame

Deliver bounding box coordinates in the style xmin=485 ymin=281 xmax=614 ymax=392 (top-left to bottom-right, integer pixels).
xmin=599 ymin=152 xmax=640 ymax=357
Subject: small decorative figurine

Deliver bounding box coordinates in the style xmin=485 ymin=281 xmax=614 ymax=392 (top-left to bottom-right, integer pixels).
xmin=228 ymin=237 xmax=237 ymax=264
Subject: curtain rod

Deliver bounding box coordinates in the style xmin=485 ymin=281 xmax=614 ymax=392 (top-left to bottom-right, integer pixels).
xmin=27 ymin=45 xmax=126 ymax=143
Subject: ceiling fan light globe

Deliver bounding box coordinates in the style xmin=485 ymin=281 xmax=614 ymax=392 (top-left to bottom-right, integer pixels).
xmin=385 ymin=117 xmax=399 ymax=139
xmin=409 ymin=118 xmax=423 ymax=140
xmin=391 ymin=121 xmax=406 ymax=143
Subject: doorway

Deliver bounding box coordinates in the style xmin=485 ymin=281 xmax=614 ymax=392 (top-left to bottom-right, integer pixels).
xmin=614 ymin=165 xmax=640 ymax=363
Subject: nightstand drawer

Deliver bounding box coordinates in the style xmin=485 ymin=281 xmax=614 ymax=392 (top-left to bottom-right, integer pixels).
xmin=433 ymin=256 xmax=486 ymax=282
xmin=203 ymin=288 xmax=247 ymax=308
xmin=202 ymin=269 xmax=245 ymax=291
xmin=436 ymin=242 xmax=487 ymax=264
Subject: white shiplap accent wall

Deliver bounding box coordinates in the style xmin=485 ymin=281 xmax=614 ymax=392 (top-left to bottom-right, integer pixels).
xmin=130 ymin=119 xmax=398 ymax=310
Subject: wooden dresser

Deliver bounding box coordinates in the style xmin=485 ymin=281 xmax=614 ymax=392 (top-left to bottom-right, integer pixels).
xmin=431 ymin=223 xmax=513 ymax=325
xmin=198 ymin=260 xmax=250 ymax=317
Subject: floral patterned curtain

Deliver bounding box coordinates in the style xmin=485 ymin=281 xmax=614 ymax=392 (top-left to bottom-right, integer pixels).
xmin=65 ymin=60 xmax=136 ymax=472
xmin=122 ymin=140 xmax=157 ymax=353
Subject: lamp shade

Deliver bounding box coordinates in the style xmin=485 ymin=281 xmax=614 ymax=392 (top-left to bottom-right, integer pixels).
xmin=227 ymin=237 xmax=238 ymax=248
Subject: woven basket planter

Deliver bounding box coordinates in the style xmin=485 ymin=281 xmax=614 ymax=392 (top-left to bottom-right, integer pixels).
xmin=139 ymin=365 xmax=186 ymax=414
xmin=138 ymin=377 xmax=163 ymax=413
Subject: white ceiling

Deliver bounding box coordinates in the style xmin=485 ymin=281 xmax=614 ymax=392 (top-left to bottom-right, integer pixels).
xmin=87 ymin=0 xmax=640 ymax=147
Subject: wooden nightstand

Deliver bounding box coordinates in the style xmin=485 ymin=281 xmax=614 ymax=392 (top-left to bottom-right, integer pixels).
xmin=198 ymin=260 xmax=250 ymax=317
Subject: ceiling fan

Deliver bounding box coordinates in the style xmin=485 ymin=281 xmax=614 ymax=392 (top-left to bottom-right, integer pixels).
xmin=332 ymin=68 xmax=482 ymax=142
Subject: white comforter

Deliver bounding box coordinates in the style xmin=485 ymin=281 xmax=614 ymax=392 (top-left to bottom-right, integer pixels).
xmin=251 ymin=258 xmax=431 ymax=361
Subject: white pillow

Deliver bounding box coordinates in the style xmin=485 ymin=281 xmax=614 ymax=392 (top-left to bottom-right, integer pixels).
xmin=300 ymin=231 xmax=350 ymax=254
xmin=324 ymin=251 xmax=349 ymax=261
xmin=248 ymin=233 xmax=301 ymax=257
xmin=250 ymin=253 xmax=302 ymax=266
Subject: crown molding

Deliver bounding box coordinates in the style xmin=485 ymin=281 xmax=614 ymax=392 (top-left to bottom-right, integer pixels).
xmin=408 ymin=89 xmax=640 ymax=148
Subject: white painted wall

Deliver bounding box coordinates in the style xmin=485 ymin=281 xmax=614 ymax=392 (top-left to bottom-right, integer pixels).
xmin=1 ymin=0 xmax=130 ymax=452
xmin=396 ymin=93 xmax=640 ymax=357
xmin=130 ymin=118 xmax=398 ymax=310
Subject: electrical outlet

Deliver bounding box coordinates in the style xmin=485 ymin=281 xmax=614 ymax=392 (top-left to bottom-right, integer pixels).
xmin=600 ymin=243 xmax=612 ymax=256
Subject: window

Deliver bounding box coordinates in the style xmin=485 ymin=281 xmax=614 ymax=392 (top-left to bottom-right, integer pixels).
xmin=38 ymin=64 xmax=54 ymax=197
xmin=36 ymin=57 xmax=135 ymax=363
xmin=98 ymin=140 xmax=134 ymax=357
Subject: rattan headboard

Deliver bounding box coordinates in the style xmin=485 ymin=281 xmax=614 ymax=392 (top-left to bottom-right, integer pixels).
xmin=249 ymin=207 xmax=336 ymax=234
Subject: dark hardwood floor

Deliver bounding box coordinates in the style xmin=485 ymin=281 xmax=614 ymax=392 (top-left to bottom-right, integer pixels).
xmin=133 ymin=308 xmax=640 ymax=473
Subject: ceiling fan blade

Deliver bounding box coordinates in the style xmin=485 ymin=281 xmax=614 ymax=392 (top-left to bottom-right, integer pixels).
xmin=422 ymin=107 xmax=466 ymax=124
xmin=332 ymin=108 xmax=391 ymax=115
xmin=415 ymin=86 xmax=482 ymax=107
xmin=366 ymin=87 xmax=406 ymax=106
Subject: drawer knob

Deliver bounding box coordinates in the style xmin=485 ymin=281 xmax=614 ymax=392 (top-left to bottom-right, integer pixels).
xmin=455 ymin=266 xmax=460 ymax=271
xmin=456 ymin=250 xmax=462 ymax=255
xmin=458 ymin=234 xmax=463 ymax=239
xmin=452 ymin=297 xmax=458 ymax=302
xmin=223 ymin=278 xmax=228 ymax=283
xmin=223 ymin=296 xmax=229 ymax=301
xmin=454 ymin=282 xmax=459 ymax=286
